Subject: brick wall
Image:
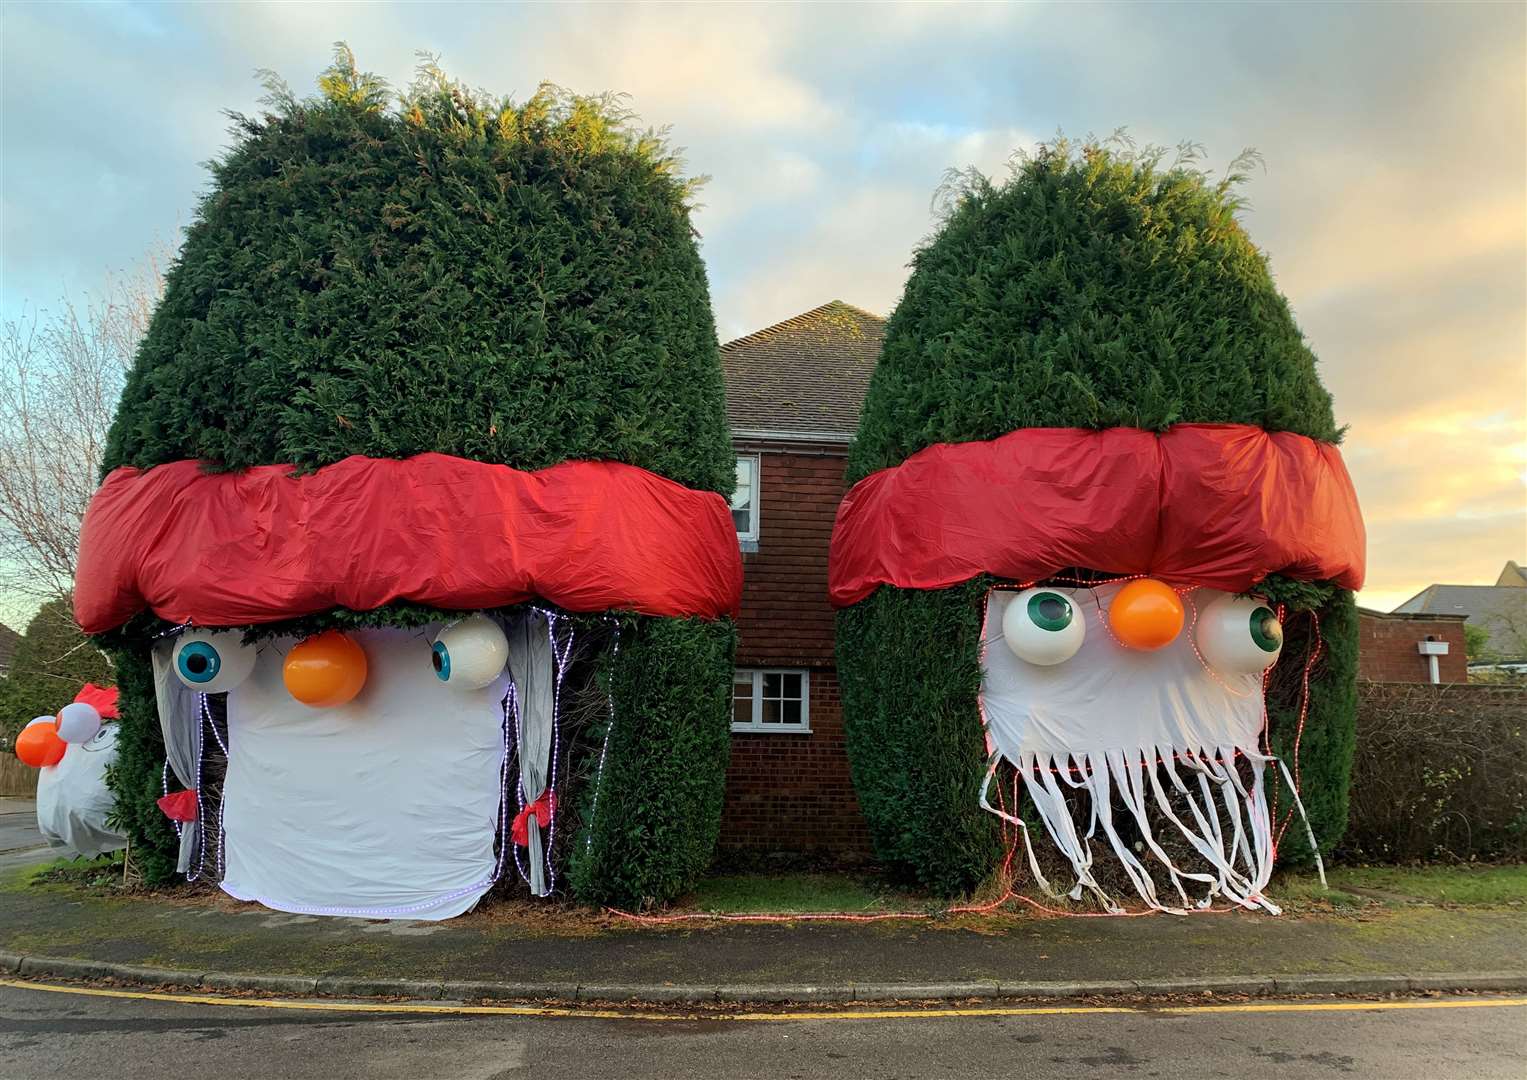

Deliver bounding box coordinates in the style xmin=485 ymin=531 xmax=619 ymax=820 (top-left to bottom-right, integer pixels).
xmin=734 ymin=449 xmax=846 ymax=667
xmin=722 ymin=446 xmax=872 ymax=855
xmin=719 ymin=667 xmax=871 ymax=853
xmin=1357 ymin=609 xmax=1468 ymax=683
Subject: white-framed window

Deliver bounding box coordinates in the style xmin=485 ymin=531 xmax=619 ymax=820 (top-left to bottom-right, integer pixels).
xmin=731 ymin=668 xmax=810 ymax=733
xmin=731 ymin=454 xmax=759 ymax=543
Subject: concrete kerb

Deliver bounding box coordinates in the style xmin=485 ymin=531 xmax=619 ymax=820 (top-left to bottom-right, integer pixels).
xmin=4 ymin=953 xmax=1527 ymax=1005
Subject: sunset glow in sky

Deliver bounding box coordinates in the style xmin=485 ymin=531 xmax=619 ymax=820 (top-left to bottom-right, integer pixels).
xmin=3 ymin=1 xmax=1523 ymax=613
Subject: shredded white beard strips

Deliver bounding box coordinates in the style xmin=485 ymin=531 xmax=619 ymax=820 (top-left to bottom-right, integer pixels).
xmin=978 ymin=582 xmax=1300 ymax=915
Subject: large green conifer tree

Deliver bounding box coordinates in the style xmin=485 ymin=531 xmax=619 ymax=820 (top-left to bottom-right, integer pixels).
xmin=100 ymin=49 xmax=736 ymax=904
xmin=837 ymin=139 xmax=1357 ymax=896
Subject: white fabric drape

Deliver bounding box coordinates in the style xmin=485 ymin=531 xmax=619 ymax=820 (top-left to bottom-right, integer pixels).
xmin=219 ymin=627 xmax=507 ymax=920
xmin=980 ymin=584 xmax=1284 ymax=914
xmin=151 ymin=638 xmax=204 ymax=873
xmin=35 ymin=724 xmax=127 ymax=858
xmin=506 ymin=611 xmax=555 ymax=897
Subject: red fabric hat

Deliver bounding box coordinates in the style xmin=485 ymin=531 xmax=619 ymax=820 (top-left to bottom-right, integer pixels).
xmin=75 ymin=453 xmax=743 ymax=633
xmin=828 ymin=424 xmax=1364 ymax=607
xmin=72 ymin=683 xmax=119 ymax=719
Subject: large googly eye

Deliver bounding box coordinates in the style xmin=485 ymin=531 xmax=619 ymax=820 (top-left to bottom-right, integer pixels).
xmin=430 ymin=614 xmax=508 ymax=690
xmin=1195 ymin=594 xmax=1284 ymax=674
xmin=1002 ymin=588 xmax=1086 ymax=666
xmin=173 ymin=629 xmax=257 ymax=692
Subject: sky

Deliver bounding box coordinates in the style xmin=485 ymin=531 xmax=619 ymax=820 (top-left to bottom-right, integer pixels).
xmin=2 ymin=0 xmax=1523 ymax=615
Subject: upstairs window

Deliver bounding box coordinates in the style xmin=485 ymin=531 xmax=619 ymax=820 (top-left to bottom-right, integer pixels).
xmin=731 ymin=668 xmax=810 ymax=733
xmin=732 ymin=454 xmax=759 ymax=542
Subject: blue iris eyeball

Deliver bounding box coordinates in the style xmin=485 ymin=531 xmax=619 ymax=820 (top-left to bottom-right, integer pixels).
xmin=177 ymin=640 xmax=222 ymax=684
xmin=431 ymin=640 xmax=451 ymax=682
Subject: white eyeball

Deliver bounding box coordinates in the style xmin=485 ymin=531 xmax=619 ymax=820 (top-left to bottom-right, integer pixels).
xmin=173 ymin=629 xmax=258 ymax=693
xmin=430 ymin=614 xmax=509 ymax=690
xmin=1196 ymin=594 xmax=1284 ymax=674
xmin=1002 ymin=588 xmax=1086 ymax=666
xmin=56 ymin=701 xmax=103 ymax=744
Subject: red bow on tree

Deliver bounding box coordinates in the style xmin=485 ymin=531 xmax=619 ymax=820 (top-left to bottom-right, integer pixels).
xmin=511 ymin=791 xmax=556 ymax=847
xmin=156 ymin=788 xmax=198 ymax=823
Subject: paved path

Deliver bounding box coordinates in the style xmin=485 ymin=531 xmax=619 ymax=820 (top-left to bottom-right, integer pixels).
xmin=3 ymin=873 xmax=1524 ymax=993
xmin=0 ymin=799 xmax=50 ymax=873
xmin=1 ymin=983 xmax=1523 ymax=1079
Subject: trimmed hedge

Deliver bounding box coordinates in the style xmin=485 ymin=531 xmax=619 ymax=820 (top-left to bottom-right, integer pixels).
xmin=0 ymin=599 xmax=114 ymax=741
xmin=838 ymin=139 xmax=1356 ymax=895
xmin=1267 ymin=590 xmax=1359 ymax=863
xmin=568 ymin=615 xmax=737 ymax=905
xmin=100 ymin=49 xmax=735 ymax=907
xmin=104 ymin=54 xmax=731 ymax=495
xmin=846 ymin=140 xmax=1338 ymax=483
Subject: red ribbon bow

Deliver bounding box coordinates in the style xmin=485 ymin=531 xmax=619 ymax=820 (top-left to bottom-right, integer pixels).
xmin=156 ymin=788 xmax=199 ymax=823
xmin=511 ymin=791 xmax=556 ymax=847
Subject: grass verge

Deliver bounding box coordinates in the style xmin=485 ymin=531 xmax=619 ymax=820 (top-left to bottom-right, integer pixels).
xmin=684 ymin=872 xmax=930 ymax=914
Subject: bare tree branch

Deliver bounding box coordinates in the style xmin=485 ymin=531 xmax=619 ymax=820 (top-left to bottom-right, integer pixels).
xmin=0 ymin=255 xmax=164 ymax=609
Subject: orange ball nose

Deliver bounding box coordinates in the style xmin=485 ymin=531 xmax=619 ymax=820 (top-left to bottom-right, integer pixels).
xmin=1108 ymin=578 xmax=1185 ymax=651
xmin=283 ymin=630 xmax=368 ymax=708
xmin=15 ymin=721 xmax=66 ymax=767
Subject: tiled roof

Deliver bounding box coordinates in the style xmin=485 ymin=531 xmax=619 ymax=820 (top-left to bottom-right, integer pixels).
xmin=721 ymin=300 xmax=884 ymax=440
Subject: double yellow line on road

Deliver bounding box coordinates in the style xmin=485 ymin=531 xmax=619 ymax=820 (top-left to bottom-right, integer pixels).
xmin=4 ymin=978 xmax=1525 ymax=1023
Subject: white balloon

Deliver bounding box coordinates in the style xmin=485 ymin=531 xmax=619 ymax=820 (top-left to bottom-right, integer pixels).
xmin=431 ymin=614 xmax=509 ymax=690
xmin=56 ymin=701 xmax=102 ymax=744
xmin=172 ymin=629 xmax=259 ymax=693
xmin=1195 ymin=594 xmax=1283 ymax=674
xmin=1003 ymin=588 xmax=1086 ymax=666
xmin=26 ymin=715 xmax=56 ymax=728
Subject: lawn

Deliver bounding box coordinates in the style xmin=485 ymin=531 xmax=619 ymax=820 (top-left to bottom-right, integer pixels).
xmin=684 ymin=872 xmax=932 ymax=914
xmin=1323 ymin=863 xmax=1527 ymax=905
xmin=14 ymin=851 xmax=1525 ymax=917
xmin=683 ymin=864 xmax=1527 ymax=917
xmin=1271 ymin=863 xmax=1527 ymax=909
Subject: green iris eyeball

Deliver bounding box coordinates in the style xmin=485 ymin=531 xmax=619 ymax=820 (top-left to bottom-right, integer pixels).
xmin=1027 ymin=591 xmax=1073 ymax=632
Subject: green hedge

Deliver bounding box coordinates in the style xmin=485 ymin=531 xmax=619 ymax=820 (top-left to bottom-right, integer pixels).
xmin=1267 ymin=590 xmax=1359 ymax=863
xmin=0 ymin=599 xmax=114 ymax=741
xmin=568 ymin=615 xmax=736 ymax=906
xmin=838 ymin=139 xmax=1356 ymax=895
xmin=100 ymin=49 xmax=735 ymax=906
xmin=835 ymin=580 xmax=999 ymax=895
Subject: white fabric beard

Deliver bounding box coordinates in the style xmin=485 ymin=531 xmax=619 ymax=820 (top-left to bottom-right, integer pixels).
xmin=35 ymin=724 xmax=127 ymax=859
xmin=979 ymin=583 xmax=1287 ymax=915
xmin=220 ymin=627 xmax=508 ymax=920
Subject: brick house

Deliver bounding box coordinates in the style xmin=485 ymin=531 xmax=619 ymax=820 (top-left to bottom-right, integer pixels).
xmin=713 ymin=300 xmax=1468 ymax=856
xmin=1355 ymin=609 xmax=1467 ymax=684
xmin=718 ymin=301 xmax=883 ymax=855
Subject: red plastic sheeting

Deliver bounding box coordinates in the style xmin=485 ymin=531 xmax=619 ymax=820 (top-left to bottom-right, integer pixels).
xmin=828 ymin=424 xmax=1364 ymax=608
xmin=72 ymin=683 xmax=119 ymax=720
xmin=75 ymin=453 xmax=743 ymax=633
xmin=156 ymin=788 xmax=199 ymax=823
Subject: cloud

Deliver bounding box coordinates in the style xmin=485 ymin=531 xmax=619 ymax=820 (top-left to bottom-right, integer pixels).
xmin=2 ymin=0 xmax=1523 ymax=618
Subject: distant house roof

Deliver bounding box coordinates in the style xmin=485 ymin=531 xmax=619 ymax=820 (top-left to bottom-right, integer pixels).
xmin=1496 ymin=560 xmax=1527 ymax=587
xmin=0 ymin=622 xmax=18 ymax=678
xmin=721 ymin=300 xmax=885 ymax=442
xmin=1394 ymin=570 xmax=1527 ymax=659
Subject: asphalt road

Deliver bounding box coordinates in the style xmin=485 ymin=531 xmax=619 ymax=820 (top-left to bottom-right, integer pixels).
xmin=0 ymin=798 xmax=51 ymax=873
xmin=1 ymin=984 xmax=1523 ymax=1080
